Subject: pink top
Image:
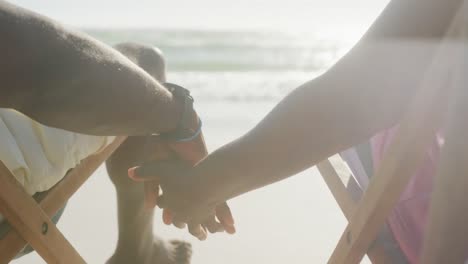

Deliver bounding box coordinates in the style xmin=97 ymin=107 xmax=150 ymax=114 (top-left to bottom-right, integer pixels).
xmin=341 ymin=128 xmax=443 ymax=263
xmin=371 ymin=128 xmax=442 ymax=263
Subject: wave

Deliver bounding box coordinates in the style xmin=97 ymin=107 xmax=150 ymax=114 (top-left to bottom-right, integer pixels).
xmin=84 ymin=29 xmax=343 ymax=102
xmin=168 ymin=71 xmax=321 ymax=102
xmin=87 ymin=29 xmax=349 ymax=72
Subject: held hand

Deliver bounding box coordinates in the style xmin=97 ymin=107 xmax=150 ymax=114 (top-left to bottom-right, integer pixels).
xmin=128 ymin=160 xmax=235 ymax=240
xmin=129 ymin=110 xmax=235 ymax=240
xmin=164 ymin=109 xmax=235 ymax=238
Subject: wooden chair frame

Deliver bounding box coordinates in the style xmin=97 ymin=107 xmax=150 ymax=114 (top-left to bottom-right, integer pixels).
xmin=317 ymin=73 xmax=449 ymax=263
xmin=0 ymin=136 xmax=126 ymax=263
xmin=317 ymin=155 xmax=394 ymax=263
xmin=317 ymin=12 xmax=466 ymax=261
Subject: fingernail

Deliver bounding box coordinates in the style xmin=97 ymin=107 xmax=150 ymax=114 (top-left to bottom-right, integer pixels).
xmin=220 ymin=216 xmax=235 ymax=227
xmin=128 ymin=167 xmax=144 ymax=181
xmin=226 ymin=225 xmax=236 ymax=234
xmin=199 ymin=231 xmax=207 ymax=241
xmin=225 ymin=217 xmax=235 ymax=226
xmin=162 ymin=209 xmax=173 ymax=225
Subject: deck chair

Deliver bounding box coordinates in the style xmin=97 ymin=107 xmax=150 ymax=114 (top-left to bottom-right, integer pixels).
xmin=317 ymin=77 xmax=452 ymax=264
xmin=0 ymin=136 xmax=126 ymax=263
xmin=316 ymin=80 xmax=445 ymax=263
xmin=316 ymin=9 xmax=466 ymax=262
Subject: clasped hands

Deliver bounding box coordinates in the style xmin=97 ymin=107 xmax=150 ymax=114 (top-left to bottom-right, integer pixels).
xmin=127 ymin=131 xmax=235 ymax=241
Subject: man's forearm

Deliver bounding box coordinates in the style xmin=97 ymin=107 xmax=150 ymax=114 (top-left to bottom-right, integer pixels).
xmin=0 ymin=1 xmax=181 ymax=135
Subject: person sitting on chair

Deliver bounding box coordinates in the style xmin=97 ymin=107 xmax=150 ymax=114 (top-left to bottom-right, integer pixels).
xmin=129 ymin=0 xmax=466 ymax=263
xmin=0 ymin=2 xmax=234 ymax=263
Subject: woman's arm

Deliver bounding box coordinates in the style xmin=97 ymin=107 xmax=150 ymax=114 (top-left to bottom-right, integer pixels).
xmin=134 ymin=0 xmax=462 ymax=217
xmin=0 ymin=1 xmax=182 ymax=135
xmin=190 ymin=0 xmax=463 ymax=202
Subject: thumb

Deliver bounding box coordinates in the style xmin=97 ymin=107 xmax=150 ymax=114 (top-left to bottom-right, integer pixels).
xmin=127 ymin=160 xmax=189 ymax=182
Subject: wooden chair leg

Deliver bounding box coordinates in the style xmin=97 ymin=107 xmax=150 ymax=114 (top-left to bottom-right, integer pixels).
xmin=0 ymin=161 xmax=85 ymax=263
xmin=317 ymin=156 xmax=393 ymax=264
xmin=0 ymin=137 xmax=126 ymax=263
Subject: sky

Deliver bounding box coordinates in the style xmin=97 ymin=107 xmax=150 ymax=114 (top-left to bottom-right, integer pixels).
xmin=10 ymin=0 xmax=389 ymax=36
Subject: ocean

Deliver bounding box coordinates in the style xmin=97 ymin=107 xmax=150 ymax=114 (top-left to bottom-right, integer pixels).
xmin=16 ymin=29 xmax=370 ymax=264
xmin=87 ymin=29 xmax=351 ymax=102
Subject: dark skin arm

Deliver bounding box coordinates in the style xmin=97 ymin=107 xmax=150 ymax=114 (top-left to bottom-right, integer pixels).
xmin=132 ymin=0 xmax=463 ymax=227
xmin=0 ymin=1 xmax=181 ymax=135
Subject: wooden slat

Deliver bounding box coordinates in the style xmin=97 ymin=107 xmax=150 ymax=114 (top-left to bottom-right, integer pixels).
xmin=0 ymin=161 xmax=85 ymax=263
xmin=317 ymin=156 xmax=393 ymax=264
xmin=317 ymin=156 xmax=357 ymax=218
xmin=0 ymin=228 xmax=26 ymax=264
xmin=41 ymin=136 xmax=126 ymax=214
xmin=0 ymin=136 xmax=126 ymax=262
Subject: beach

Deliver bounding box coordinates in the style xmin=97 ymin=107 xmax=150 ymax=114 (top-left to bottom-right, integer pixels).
xmin=15 ymin=29 xmax=371 ymax=263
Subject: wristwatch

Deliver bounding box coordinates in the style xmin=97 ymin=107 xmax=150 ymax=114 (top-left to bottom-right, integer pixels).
xmin=158 ymin=83 xmax=202 ymax=142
